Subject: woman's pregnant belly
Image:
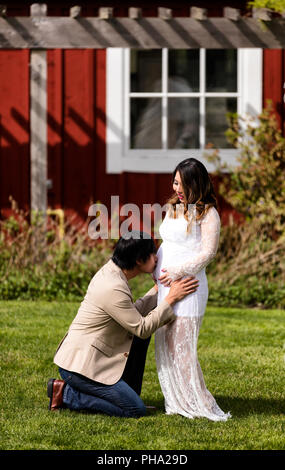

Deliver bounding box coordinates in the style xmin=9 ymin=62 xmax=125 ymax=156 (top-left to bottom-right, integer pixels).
xmin=154 ymin=242 xmax=208 ymax=317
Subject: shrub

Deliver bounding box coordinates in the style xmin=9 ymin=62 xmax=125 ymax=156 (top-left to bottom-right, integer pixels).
xmin=205 ymin=102 xmax=285 ymax=308
xmin=210 ymin=102 xmax=285 ymax=235
xmin=0 ymin=200 xmax=113 ymax=300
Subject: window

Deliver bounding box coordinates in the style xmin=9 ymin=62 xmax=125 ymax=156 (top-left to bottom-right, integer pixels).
xmin=107 ymin=48 xmax=262 ymax=174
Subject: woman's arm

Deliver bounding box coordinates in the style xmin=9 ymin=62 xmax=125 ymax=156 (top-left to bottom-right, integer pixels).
xmin=160 ymin=207 xmax=220 ymax=283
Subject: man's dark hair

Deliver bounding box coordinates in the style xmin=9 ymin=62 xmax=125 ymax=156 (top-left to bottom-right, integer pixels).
xmin=112 ymin=231 xmax=156 ymax=270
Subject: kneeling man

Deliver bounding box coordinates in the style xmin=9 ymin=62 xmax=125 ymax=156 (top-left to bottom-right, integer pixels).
xmin=48 ymin=232 xmax=198 ymax=418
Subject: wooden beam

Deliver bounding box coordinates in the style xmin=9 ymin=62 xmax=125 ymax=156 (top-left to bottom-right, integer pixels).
xmin=99 ymin=7 xmax=113 ymax=19
xmin=252 ymin=8 xmax=272 ymax=20
xmin=158 ymin=7 xmax=172 ymax=20
xmin=0 ymin=16 xmax=284 ymax=48
xmin=70 ymin=6 xmax=81 ymax=18
xmin=128 ymin=7 xmax=142 ymax=19
xmin=30 ymin=3 xmax=47 ymax=17
xmin=223 ymin=7 xmax=240 ymax=21
xmin=0 ymin=5 xmax=7 ymax=17
xmin=30 ymin=5 xmax=47 ymax=214
xmin=190 ymin=7 xmax=207 ymax=20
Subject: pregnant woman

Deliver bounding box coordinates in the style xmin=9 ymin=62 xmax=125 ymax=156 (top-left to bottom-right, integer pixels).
xmin=153 ymin=158 xmax=231 ymax=421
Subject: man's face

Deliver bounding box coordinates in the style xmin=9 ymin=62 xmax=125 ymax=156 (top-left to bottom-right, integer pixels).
xmin=137 ymin=253 xmax=158 ymax=274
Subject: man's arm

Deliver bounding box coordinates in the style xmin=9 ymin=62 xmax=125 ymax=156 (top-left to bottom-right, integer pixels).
xmin=102 ymin=287 xmax=174 ymax=339
xmin=134 ymin=286 xmax=158 ymax=317
xmin=101 ymin=276 xmax=199 ymax=339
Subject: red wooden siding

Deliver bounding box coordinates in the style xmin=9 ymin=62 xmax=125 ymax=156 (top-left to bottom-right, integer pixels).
xmin=47 ymin=50 xmax=63 ymax=211
xmin=44 ymin=47 xmax=282 ymax=227
xmin=0 ymin=50 xmax=30 ymax=219
xmin=0 ymin=1 xmax=255 ymax=226
xmin=263 ymin=49 xmax=285 ymax=134
xmin=1 ymin=47 xmax=285 ymax=226
xmin=46 ymin=48 xmax=252 ymax=226
xmin=47 ymin=48 xmax=178 ymax=224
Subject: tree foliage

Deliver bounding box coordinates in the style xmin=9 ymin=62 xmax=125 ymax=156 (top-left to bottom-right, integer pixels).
xmin=248 ymin=0 xmax=285 ymax=13
xmin=210 ymin=102 xmax=285 ymax=236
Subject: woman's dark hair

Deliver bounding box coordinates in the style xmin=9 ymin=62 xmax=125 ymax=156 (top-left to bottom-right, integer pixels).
xmin=167 ymin=157 xmax=218 ymax=224
xmin=112 ymin=231 xmax=156 ymax=270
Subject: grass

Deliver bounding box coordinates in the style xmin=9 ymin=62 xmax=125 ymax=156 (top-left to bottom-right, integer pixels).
xmin=0 ymin=298 xmax=285 ymax=450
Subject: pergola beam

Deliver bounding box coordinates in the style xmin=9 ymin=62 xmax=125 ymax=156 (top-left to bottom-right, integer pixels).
xmin=0 ymin=8 xmax=284 ymax=49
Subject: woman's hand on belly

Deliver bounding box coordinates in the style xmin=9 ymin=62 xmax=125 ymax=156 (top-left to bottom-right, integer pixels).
xmin=158 ymin=268 xmax=172 ymax=287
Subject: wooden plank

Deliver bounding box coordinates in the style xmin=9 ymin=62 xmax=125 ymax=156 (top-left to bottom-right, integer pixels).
xmin=30 ymin=3 xmax=47 ymax=17
xmin=93 ymin=49 xmax=123 ymax=214
xmin=62 ymin=50 xmax=95 ymax=223
xmin=0 ymin=5 xmax=6 ymax=17
xmin=30 ymin=49 xmax=47 ymax=213
xmin=158 ymin=7 xmax=172 ymax=20
xmin=0 ymin=16 xmax=284 ymax=48
xmin=0 ymin=50 xmax=30 ymax=217
xmin=190 ymin=7 xmax=208 ymax=20
xmin=99 ymin=7 xmax=113 ymax=19
xmin=128 ymin=7 xmax=142 ymax=19
xmin=223 ymin=7 xmax=240 ymax=21
xmin=263 ymin=49 xmax=284 ymax=129
xmin=47 ymin=49 xmax=64 ymax=210
xmin=30 ymin=3 xmax=47 ymax=214
xmin=70 ymin=6 xmax=81 ymax=18
xmin=252 ymin=8 xmax=272 ymax=21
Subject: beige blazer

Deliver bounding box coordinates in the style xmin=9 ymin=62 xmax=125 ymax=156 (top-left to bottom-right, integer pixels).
xmin=54 ymin=259 xmax=175 ymax=385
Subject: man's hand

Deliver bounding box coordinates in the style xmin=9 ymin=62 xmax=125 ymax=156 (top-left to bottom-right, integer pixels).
xmin=165 ymin=276 xmax=199 ymax=306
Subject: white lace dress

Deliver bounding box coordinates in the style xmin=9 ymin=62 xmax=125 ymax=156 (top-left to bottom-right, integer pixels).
xmin=153 ymin=206 xmax=231 ymax=421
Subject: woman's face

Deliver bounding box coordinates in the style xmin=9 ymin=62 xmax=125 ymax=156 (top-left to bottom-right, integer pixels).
xmin=173 ymin=171 xmax=185 ymax=203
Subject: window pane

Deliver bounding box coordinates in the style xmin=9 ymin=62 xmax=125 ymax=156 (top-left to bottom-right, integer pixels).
xmin=168 ymin=98 xmax=199 ymax=149
xmin=131 ymin=50 xmax=162 ymax=92
xmin=168 ymin=50 xmax=199 ymax=92
xmin=206 ymin=50 xmax=237 ymax=92
xmin=131 ymin=98 xmax=162 ymax=149
xmin=205 ymin=97 xmax=236 ymax=148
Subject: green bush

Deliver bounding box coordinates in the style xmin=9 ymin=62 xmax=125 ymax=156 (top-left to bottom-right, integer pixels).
xmin=0 ymin=201 xmax=113 ymax=300
xmin=208 ymin=277 xmax=285 ymax=310
xmin=205 ymin=101 xmax=285 ymax=308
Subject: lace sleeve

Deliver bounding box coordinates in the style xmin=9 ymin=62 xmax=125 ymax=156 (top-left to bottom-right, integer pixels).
xmin=166 ymin=207 xmax=221 ymax=280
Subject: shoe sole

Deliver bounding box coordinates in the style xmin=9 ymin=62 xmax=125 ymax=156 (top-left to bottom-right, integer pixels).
xmin=47 ymin=378 xmax=55 ymax=410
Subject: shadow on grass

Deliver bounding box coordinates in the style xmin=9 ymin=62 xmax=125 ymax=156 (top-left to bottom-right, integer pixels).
xmin=215 ymin=395 xmax=285 ymax=417
xmin=143 ymin=396 xmax=285 ymax=418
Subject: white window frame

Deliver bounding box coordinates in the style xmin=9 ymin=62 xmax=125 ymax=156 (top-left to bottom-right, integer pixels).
xmin=106 ymin=48 xmax=262 ymax=174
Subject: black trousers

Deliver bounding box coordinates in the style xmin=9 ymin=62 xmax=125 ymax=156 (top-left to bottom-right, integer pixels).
xmin=121 ymin=335 xmax=151 ymax=396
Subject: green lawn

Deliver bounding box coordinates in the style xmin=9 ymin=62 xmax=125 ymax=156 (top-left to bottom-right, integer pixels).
xmin=0 ymin=300 xmax=285 ymax=450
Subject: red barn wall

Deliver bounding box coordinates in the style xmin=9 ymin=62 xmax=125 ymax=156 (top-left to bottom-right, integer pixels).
xmin=0 ymin=2 xmax=284 ymax=227
xmin=45 ymin=47 xmax=285 ymax=227
xmin=46 ymin=48 xmax=179 ymax=225
xmin=0 ymin=50 xmax=30 ymax=218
